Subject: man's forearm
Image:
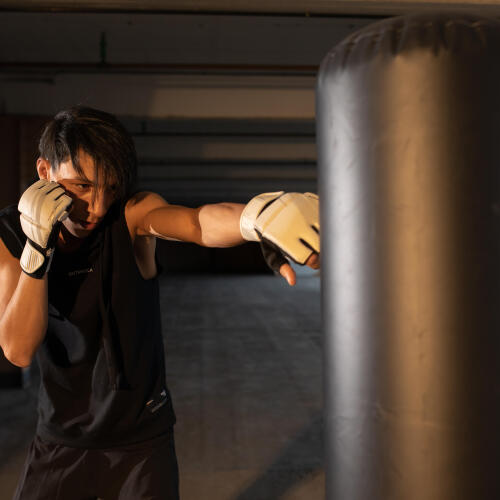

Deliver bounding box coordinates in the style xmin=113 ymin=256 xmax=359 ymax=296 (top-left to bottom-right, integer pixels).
xmin=198 ymin=203 xmax=245 ymax=248
xmin=0 ymin=273 xmax=48 ymax=367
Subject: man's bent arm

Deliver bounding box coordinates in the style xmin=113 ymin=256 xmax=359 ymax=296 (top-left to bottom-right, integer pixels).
xmin=0 ymin=240 xmax=48 ymax=367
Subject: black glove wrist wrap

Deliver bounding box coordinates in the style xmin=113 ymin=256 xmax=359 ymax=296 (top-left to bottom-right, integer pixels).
xmin=21 ymin=238 xmax=55 ymax=279
xmin=259 ymin=238 xmax=289 ymax=274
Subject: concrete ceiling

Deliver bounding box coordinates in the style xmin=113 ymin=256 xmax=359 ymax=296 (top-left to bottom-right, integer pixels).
xmin=1 ymin=0 xmax=500 ymax=16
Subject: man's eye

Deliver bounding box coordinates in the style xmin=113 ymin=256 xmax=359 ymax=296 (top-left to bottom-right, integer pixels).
xmin=77 ymin=184 xmax=90 ymax=189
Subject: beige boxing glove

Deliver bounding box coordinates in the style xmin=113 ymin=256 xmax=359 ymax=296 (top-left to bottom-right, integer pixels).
xmin=240 ymin=191 xmax=320 ymax=265
xmin=18 ymin=179 xmax=73 ymax=278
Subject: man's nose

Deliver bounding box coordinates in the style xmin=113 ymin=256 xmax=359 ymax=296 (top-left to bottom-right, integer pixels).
xmin=89 ymin=193 xmax=111 ymax=218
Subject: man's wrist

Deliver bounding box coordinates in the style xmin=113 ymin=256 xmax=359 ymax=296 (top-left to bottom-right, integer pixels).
xmin=20 ymin=240 xmax=55 ymax=279
xmin=240 ymin=191 xmax=284 ymax=241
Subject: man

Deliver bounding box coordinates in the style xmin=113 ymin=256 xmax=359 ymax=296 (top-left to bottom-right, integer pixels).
xmin=0 ymin=106 xmax=320 ymax=500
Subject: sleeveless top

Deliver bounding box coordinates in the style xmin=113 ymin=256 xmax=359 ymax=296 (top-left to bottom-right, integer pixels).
xmin=0 ymin=202 xmax=176 ymax=448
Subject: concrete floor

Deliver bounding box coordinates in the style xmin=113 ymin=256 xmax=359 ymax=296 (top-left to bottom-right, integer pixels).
xmin=0 ymin=268 xmax=323 ymax=500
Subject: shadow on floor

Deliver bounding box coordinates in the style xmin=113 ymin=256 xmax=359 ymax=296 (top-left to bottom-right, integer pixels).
xmin=235 ymin=413 xmax=323 ymax=500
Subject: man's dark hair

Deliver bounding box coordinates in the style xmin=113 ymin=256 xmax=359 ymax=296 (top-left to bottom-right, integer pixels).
xmin=39 ymin=106 xmax=137 ymax=200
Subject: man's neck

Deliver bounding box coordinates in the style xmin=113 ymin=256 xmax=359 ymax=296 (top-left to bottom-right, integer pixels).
xmin=57 ymin=225 xmax=86 ymax=253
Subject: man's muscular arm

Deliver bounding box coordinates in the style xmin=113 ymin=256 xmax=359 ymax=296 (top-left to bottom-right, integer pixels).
xmin=127 ymin=192 xmax=320 ymax=286
xmin=127 ymin=192 xmax=245 ymax=247
xmin=0 ymin=240 xmax=48 ymax=367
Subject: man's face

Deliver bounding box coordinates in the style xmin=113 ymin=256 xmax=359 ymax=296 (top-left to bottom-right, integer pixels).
xmin=42 ymin=151 xmax=117 ymax=239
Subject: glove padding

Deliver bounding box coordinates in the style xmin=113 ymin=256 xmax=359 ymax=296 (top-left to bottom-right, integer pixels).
xmin=241 ymin=191 xmax=320 ymax=265
xmin=18 ymin=179 xmax=73 ymax=278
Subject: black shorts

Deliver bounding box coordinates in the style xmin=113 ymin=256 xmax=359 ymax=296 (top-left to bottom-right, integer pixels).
xmin=13 ymin=431 xmax=179 ymax=500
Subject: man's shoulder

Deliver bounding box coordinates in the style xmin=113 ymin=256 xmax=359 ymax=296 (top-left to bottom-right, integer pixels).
xmin=125 ymin=191 xmax=168 ymax=212
xmin=0 ymin=204 xmax=24 ymax=260
xmin=124 ymin=191 xmax=169 ymax=235
xmin=0 ymin=204 xmax=20 ymax=220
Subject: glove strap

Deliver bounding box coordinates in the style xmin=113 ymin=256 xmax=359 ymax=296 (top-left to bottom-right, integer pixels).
xmin=240 ymin=191 xmax=284 ymax=241
xmin=20 ymin=240 xmax=55 ymax=279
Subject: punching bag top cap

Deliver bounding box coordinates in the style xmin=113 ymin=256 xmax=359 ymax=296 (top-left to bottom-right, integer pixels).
xmin=319 ymin=11 xmax=500 ymax=72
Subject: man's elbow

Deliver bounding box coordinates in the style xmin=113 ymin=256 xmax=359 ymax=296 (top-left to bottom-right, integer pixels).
xmin=1 ymin=345 xmax=33 ymax=368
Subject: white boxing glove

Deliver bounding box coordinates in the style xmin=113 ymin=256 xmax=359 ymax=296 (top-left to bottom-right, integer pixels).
xmin=240 ymin=191 xmax=320 ymax=265
xmin=18 ymin=179 xmax=73 ymax=278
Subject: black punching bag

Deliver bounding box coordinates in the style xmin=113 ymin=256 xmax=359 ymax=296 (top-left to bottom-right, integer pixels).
xmin=317 ymin=12 xmax=500 ymax=500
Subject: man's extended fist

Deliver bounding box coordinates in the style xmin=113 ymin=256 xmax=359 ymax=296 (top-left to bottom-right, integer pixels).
xmin=18 ymin=179 xmax=73 ymax=278
xmin=240 ymin=191 xmax=320 ymax=265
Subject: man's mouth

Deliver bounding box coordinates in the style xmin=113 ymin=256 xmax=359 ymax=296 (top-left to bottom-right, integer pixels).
xmin=78 ymin=220 xmax=99 ymax=230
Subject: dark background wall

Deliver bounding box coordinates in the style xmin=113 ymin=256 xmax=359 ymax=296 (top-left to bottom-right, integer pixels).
xmin=0 ymin=8 xmax=378 ymax=277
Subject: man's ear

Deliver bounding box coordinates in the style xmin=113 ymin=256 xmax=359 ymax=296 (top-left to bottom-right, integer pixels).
xmin=36 ymin=157 xmax=52 ymax=180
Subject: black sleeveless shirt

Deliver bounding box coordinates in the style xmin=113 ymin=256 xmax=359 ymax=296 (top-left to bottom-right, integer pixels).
xmin=0 ymin=202 xmax=176 ymax=448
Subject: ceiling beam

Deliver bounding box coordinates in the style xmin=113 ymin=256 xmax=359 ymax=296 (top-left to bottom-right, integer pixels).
xmin=1 ymin=0 xmax=500 ymax=16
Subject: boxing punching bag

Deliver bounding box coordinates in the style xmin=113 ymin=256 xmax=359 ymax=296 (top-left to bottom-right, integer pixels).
xmin=317 ymin=12 xmax=500 ymax=500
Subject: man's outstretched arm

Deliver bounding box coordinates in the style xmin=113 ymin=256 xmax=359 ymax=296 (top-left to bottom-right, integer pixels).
xmin=127 ymin=191 xmax=320 ymax=285
xmin=127 ymin=191 xmax=245 ymax=247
